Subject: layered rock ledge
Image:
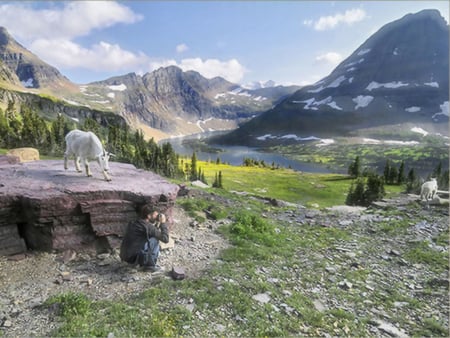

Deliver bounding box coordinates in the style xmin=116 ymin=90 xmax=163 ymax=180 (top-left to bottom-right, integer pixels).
xmin=0 ymin=159 xmax=179 ymax=256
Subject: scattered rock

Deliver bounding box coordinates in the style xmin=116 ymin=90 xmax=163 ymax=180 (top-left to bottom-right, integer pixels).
xmin=171 ymin=266 xmax=186 ymax=280
xmin=252 ymin=293 xmax=271 ymax=304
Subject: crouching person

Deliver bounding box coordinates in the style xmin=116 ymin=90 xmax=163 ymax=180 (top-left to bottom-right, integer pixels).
xmin=120 ymin=205 xmax=169 ymax=272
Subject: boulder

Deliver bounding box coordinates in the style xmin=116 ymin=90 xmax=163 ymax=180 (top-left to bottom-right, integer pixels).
xmin=6 ymin=147 xmax=40 ymax=162
xmin=0 ymin=160 xmax=179 ymax=255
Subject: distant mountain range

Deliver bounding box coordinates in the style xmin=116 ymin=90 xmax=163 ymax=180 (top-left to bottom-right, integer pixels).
xmin=218 ymin=9 xmax=449 ymax=145
xmin=0 ymin=26 xmax=299 ymax=139
xmin=0 ymin=9 xmax=448 ymax=144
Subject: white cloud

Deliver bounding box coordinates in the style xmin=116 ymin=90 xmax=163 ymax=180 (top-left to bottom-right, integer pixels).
xmin=30 ymin=39 xmax=150 ymax=72
xmin=306 ymin=8 xmax=367 ymax=31
xmin=0 ymin=1 xmax=146 ymax=78
xmin=0 ymin=2 xmax=142 ymax=40
xmin=150 ymin=58 xmax=247 ymax=83
xmin=315 ymin=52 xmax=343 ymax=65
xmin=0 ymin=2 xmax=246 ymax=83
xmin=176 ymin=43 xmax=189 ymax=53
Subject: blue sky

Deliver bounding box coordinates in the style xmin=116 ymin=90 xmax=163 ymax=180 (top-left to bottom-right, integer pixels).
xmin=0 ymin=1 xmax=448 ymax=86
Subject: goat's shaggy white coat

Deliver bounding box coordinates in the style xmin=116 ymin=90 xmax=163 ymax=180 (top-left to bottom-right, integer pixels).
xmin=420 ymin=178 xmax=438 ymax=201
xmin=64 ymin=129 xmax=112 ymax=181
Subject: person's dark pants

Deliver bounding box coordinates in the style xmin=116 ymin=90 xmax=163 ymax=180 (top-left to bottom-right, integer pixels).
xmin=139 ymin=237 xmax=160 ymax=267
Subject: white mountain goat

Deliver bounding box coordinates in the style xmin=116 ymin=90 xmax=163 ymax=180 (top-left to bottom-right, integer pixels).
xmin=420 ymin=178 xmax=438 ymax=201
xmin=64 ymin=129 xmax=113 ymax=181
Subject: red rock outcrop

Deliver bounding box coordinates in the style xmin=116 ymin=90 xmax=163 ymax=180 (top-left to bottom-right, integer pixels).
xmin=0 ymin=160 xmax=179 ymax=255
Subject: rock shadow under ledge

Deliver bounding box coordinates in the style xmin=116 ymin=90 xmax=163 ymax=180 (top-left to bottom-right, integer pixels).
xmin=0 ymin=160 xmax=179 ymax=256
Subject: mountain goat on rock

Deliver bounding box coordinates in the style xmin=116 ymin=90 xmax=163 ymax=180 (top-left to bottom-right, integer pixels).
xmin=420 ymin=178 xmax=438 ymax=201
xmin=64 ymin=129 xmax=113 ymax=181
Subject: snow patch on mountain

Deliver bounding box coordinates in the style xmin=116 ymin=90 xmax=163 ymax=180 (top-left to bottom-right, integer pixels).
xmin=293 ymin=96 xmax=341 ymax=110
xmin=424 ymin=82 xmax=439 ymax=88
xmin=411 ymin=127 xmax=428 ymax=136
xmin=108 ymin=84 xmax=127 ymax=91
xmin=253 ymin=96 xmax=267 ymax=102
xmin=21 ymin=78 xmax=34 ymax=88
xmin=327 ymin=101 xmax=342 ymax=110
xmin=307 ymin=86 xmax=324 ymax=93
xmin=281 ymin=134 xmax=320 ymax=141
xmin=353 ymin=95 xmax=374 ymax=109
xmin=239 ymin=91 xmax=251 ymax=97
xmin=363 ymin=138 xmax=419 ymax=145
xmin=107 ymin=92 xmax=115 ymax=99
xmin=366 ymin=81 xmax=409 ymax=91
xmin=343 ymin=58 xmax=365 ymax=68
xmin=328 ymin=75 xmax=346 ymax=88
xmin=256 ymin=134 xmax=324 ymax=142
xmin=242 ymin=80 xmax=276 ymax=90
xmin=405 ymin=106 xmax=421 ymax=113
xmin=432 ymin=101 xmax=449 ymax=119
xmin=357 ymin=49 xmax=371 ymax=56
xmin=316 ymin=139 xmax=335 ymax=147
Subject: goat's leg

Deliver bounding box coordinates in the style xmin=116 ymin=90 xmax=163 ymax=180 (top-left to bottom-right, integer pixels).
xmin=64 ymin=152 xmax=69 ymax=170
xmin=85 ymin=159 xmax=92 ymax=177
xmin=75 ymin=156 xmax=82 ymax=172
xmin=102 ymin=170 xmax=111 ymax=181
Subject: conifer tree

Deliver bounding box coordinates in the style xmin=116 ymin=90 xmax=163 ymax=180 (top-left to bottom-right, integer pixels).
xmin=348 ymin=156 xmax=361 ymax=178
xmin=388 ymin=165 xmax=398 ymax=185
xmin=397 ymin=161 xmax=405 ymax=185
xmin=383 ymin=159 xmax=391 ymax=183
xmin=212 ymin=172 xmax=219 ymax=188
xmin=218 ymin=170 xmax=223 ymax=188
xmin=406 ymin=168 xmax=417 ymax=193
xmin=190 ymin=152 xmax=198 ymax=181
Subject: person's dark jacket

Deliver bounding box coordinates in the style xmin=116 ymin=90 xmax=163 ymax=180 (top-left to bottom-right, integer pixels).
xmin=120 ymin=219 xmax=169 ymax=264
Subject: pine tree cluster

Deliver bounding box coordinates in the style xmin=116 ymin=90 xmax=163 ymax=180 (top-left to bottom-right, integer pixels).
xmin=0 ymin=102 xmax=183 ymax=178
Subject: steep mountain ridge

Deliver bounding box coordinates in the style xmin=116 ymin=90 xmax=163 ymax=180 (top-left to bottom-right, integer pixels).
xmin=0 ymin=25 xmax=300 ymax=139
xmin=0 ymin=27 xmax=76 ymax=92
xmin=78 ymin=66 xmax=300 ymax=136
xmin=220 ymin=9 xmax=449 ymax=145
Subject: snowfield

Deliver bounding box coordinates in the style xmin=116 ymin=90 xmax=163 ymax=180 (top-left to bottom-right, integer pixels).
xmin=411 ymin=127 xmax=428 ymax=136
xmin=293 ymin=96 xmax=342 ymax=111
xmin=424 ymin=82 xmax=439 ymax=88
xmin=366 ymin=81 xmax=408 ymax=91
xmin=405 ymin=106 xmax=421 ymax=113
xmin=21 ymin=78 xmax=34 ymax=88
xmin=432 ymin=101 xmax=449 ymax=119
xmin=256 ymin=134 xmax=334 ymax=145
xmin=108 ymin=84 xmax=127 ymax=91
xmin=357 ymin=48 xmax=371 ymax=56
xmin=353 ymin=95 xmax=374 ymax=109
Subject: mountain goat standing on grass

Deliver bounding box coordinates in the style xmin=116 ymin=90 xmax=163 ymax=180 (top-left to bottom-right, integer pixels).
xmin=64 ymin=129 xmax=113 ymax=181
xmin=420 ymin=178 xmax=438 ymax=201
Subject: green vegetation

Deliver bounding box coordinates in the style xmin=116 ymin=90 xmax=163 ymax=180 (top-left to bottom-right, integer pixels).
xmin=270 ymin=137 xmax=449 ymax=183
xmin=43 ymin=194 xmax=448 ymax=336
xmin=0 ymin=101 xmax=183 ymax=178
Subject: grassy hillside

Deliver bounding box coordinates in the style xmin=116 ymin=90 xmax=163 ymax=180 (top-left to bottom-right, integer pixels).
xmin=182 ymin=159 xmax=404 ymax=208
xmin=42 ymin=175 xmax=447 ymax=337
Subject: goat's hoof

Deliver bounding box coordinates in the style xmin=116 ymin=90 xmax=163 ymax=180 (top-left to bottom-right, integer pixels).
xmin=106 ymin=178 xmax=112 ymax=182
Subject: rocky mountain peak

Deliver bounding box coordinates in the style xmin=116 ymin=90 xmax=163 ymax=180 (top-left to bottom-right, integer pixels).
xmin=220 ymin=9 xmax=449 ymax=145
xmin=0 ymin=26 xmax=74 ymax=90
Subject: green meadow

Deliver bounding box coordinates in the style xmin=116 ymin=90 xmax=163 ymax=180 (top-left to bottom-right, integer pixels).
xmin=183 ymin=159 xmax=404 ymax=208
